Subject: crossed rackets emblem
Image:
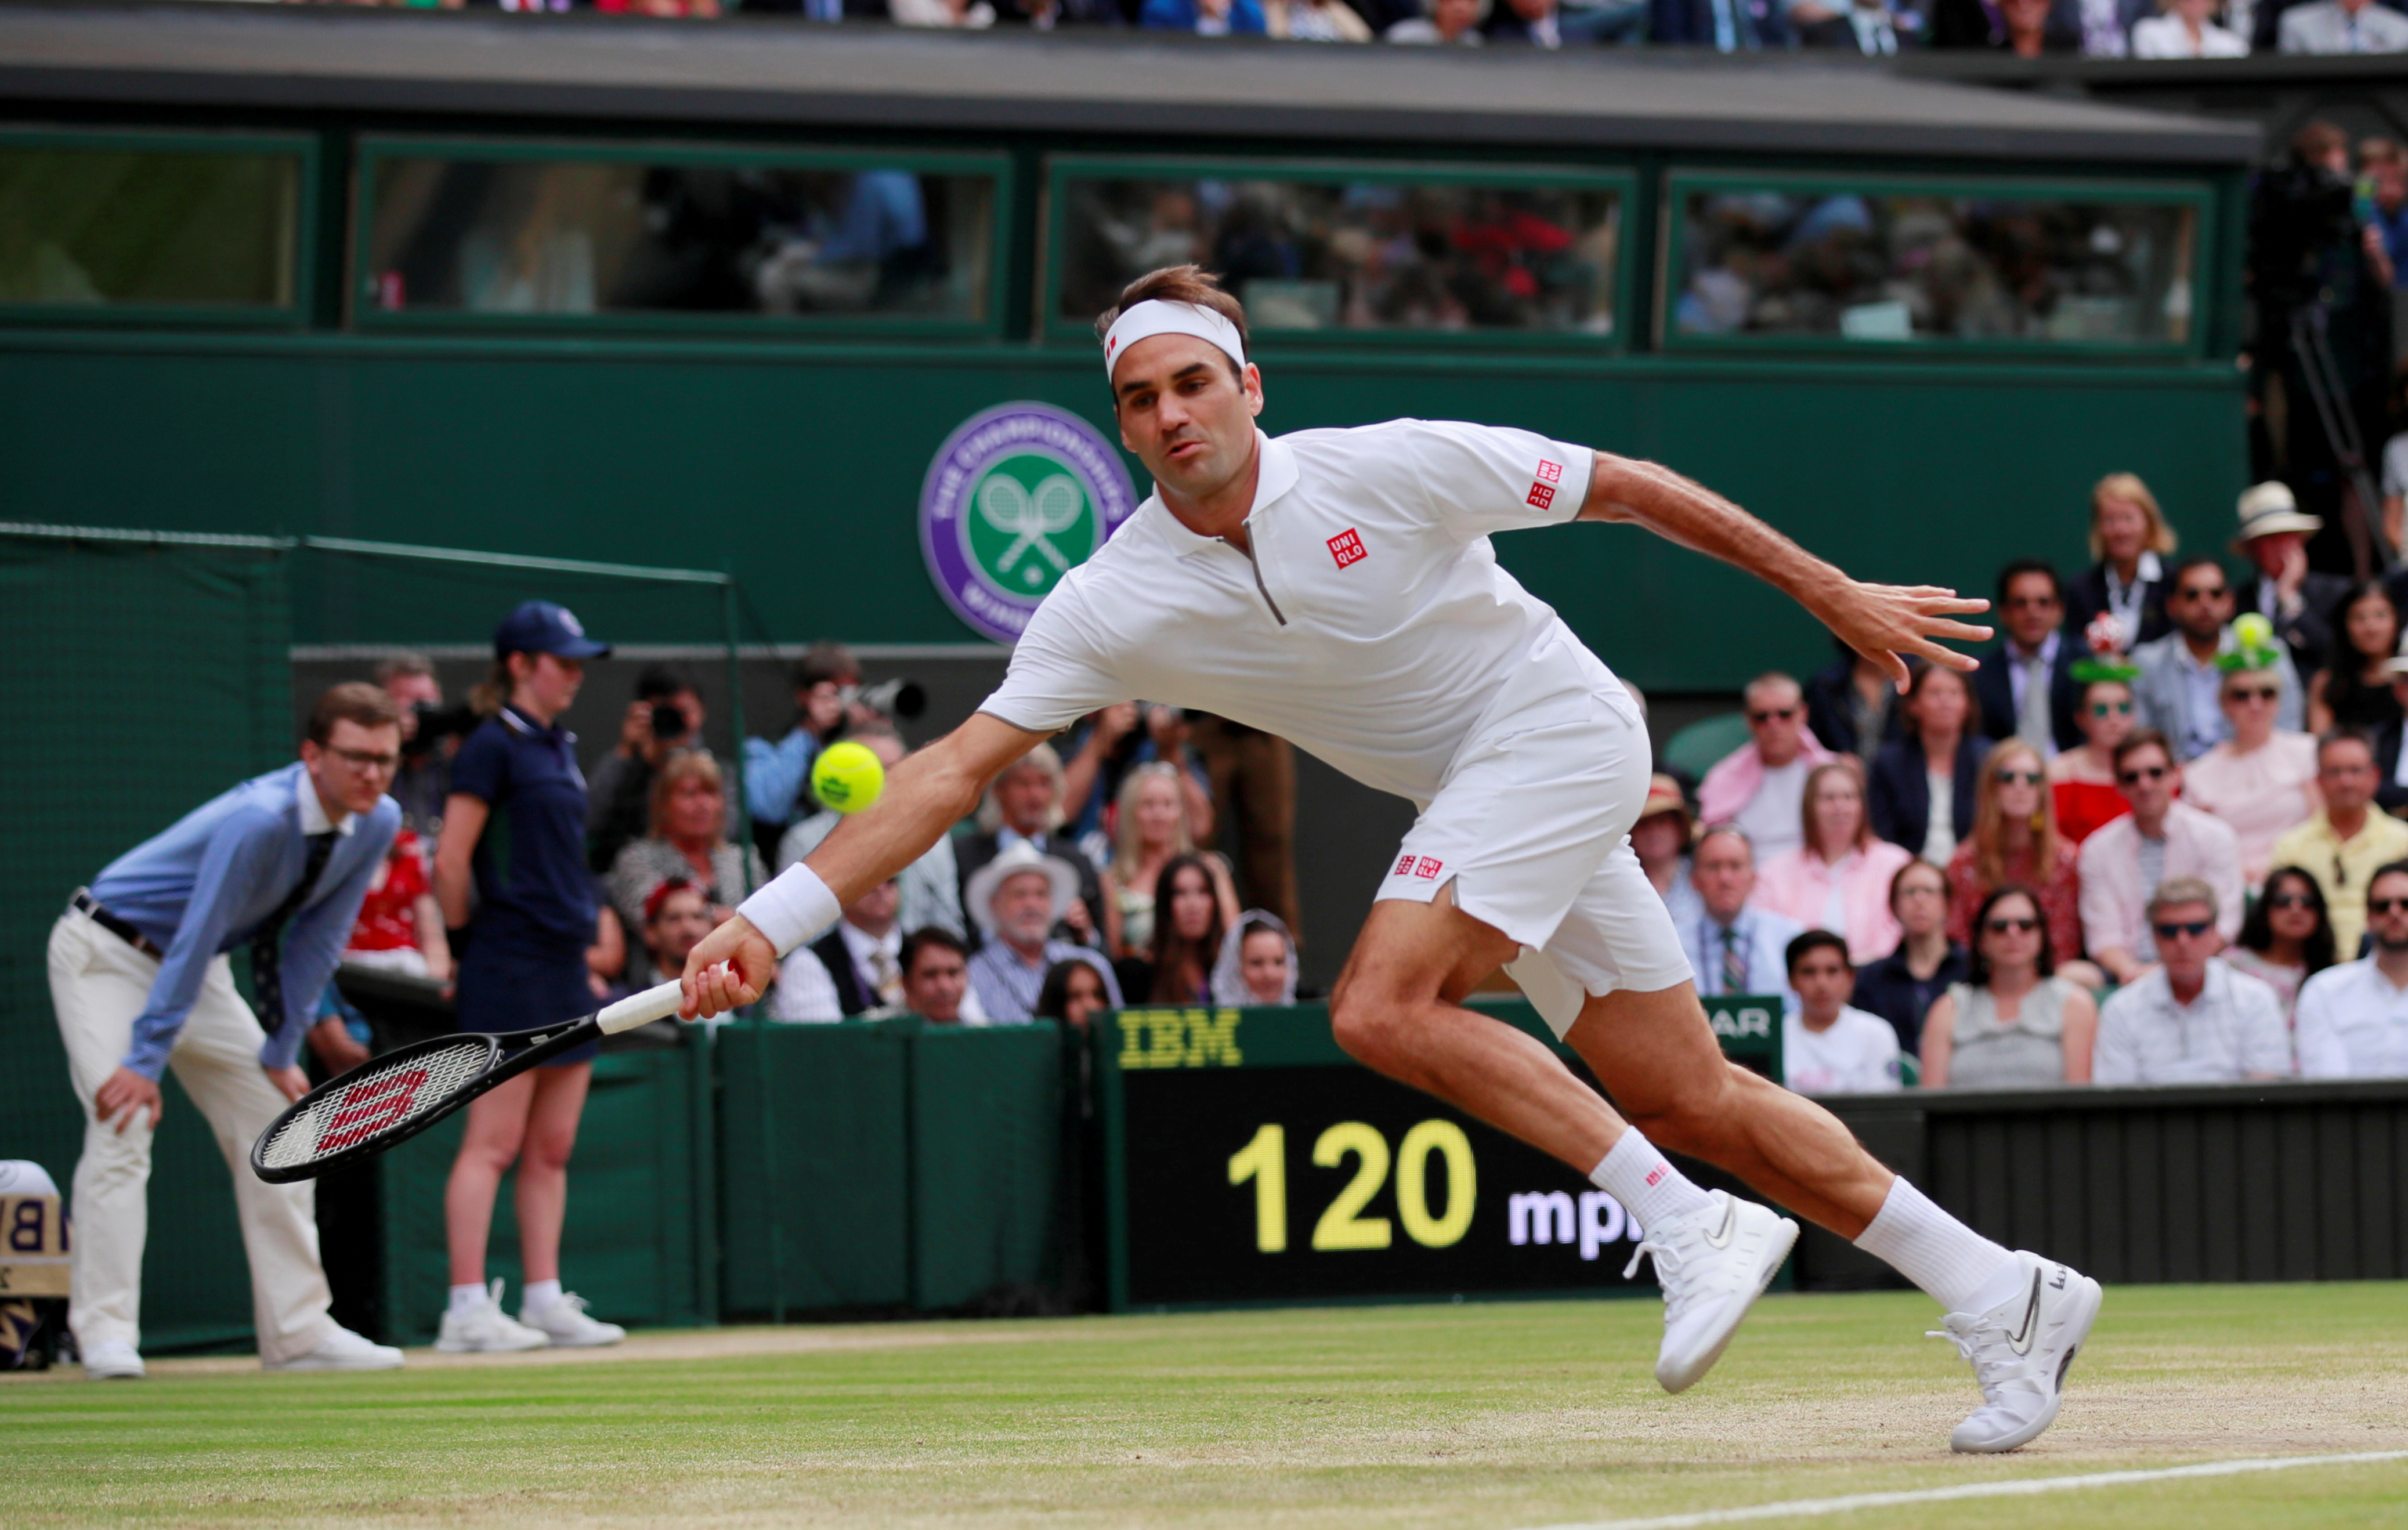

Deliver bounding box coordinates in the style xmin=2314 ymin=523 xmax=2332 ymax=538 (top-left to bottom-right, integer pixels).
xmin=977 ymin=472 xmax=1084 ymax=587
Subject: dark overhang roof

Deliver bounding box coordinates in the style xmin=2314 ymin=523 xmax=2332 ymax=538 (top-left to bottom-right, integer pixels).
xmin=0 ymin=0 xmax=2261 ymax=164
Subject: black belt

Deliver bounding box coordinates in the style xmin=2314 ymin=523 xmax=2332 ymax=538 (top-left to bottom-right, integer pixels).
xmin=71 ymin=890 xmax=162 ymax=959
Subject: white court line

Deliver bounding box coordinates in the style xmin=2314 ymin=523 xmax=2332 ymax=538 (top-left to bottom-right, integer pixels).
xmin=1523 ymin=1449 xmax=2408 ymax=1530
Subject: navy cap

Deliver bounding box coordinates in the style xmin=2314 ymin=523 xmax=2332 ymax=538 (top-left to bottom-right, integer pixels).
xmin=493 ymin=600 xmax=612 ymax=661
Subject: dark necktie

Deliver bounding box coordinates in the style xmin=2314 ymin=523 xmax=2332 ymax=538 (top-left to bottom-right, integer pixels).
xmin=252 ymin=831 xmax=338 ymax=1033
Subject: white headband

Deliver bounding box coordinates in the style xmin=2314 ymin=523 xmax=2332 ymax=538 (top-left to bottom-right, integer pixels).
xmin=1102 ymin=299 xmax=1248 ymax=381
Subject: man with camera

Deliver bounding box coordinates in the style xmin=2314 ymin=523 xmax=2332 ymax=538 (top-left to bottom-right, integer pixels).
xmin=585 ymin=667 xmax=737 ymax=873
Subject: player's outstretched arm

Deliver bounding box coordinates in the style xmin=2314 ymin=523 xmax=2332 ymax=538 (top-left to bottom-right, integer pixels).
xmin=679 ymin=711 xmax=1050 ymax=1018
xmin=1578 ymin=451 xmax=1991 ymax=683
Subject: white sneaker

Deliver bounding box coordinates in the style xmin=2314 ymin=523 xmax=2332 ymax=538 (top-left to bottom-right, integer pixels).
xmin=435 ymin=1279 xmax=551 ymax=1354
xmin=265 ymin=1325 xmax=404 ymax=1372
xmin=1624 ymin=1188 xmax=1799 ymax=1393
xmin=81 ymin=1340 xmax=144 ymax=1380
xmin=518 ymin=1290 xmax=625 ymax=1348
xmin=1932 ymin=1250 xmax=2103 ymax=1453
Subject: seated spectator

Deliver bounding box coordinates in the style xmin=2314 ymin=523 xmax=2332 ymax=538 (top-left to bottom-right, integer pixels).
xmin=1933 ymin=0 xmax=2082 ymax=48
xmin=768 ymin=877 xmax=905 ymax=1023
xmin=893 ymin=0 xmax=1001 ymax=25
xmin=776 ymin=728 xmax=964 ymax=941
xmin=965 ymin=844 xmax=1124 ymax=1025
xmin=2269 ymin=729 xmax=2408 ymax=960
xmin=1271 ymin=0 xmax=1377 ymax=34
xmin=899 ymin=928 xmax=981 ymax=1026
xmin=604 ymin=751 xmax=766 ymax=936
xmin=2371 ymin=656 xmax=2408 ymax=815
xmin=2133 ymin=556 xmax=2306 ymax=762
xmin=1633 ymin=773 xmax=1704 ymax=932
xmin=1700 ymin=672 xmax=1833 ymax=863
xmin=2306 ymin=581 xmax=2403 ymax=737
xmin=1137 ymin=854 xmax=1230 ymax=1005
xmin=1213 ymin=910 xmax=1300 ymax=1006
xmin=1805 ymin=635 xmax=1904 ymax=766
xmin=2062 ymin=472 xmax=2175 ymax=650
xmin=1484 ymin=0 xmax=1571 ymax=42
xmin=1921 ymin=885 xmax=2099 ymax=1088
xmin=742 ymin=643 xmax=856 ymax=861
xmin=957 ymin=744 xmax=1108 ymax=950
xmin=2133 ymin=0 xmax=2250 ymax=50
xmin=1142 ymin=0 xmax=1269 ymax=29
xmin=2094 ymin=878 xmax=2292 ymax=1084
xmin=1756 ymin=761 xmax=1912 ymax=964
xmin=2078 ymin=728 xmax=2244 ymax=983
xmin=1946 ymin=742 xmax=2098 ymax=986
xmin=1782 ymin=930 xmax=1905 ymax=1094
xmin=2223 ymin=865 xmax=2337 ymax=1027
xmin=624 ymin=877 xmax=714 ymax=992
xmin=1677 ymin=827 xmax=1805 ymax=1011
xmin=2049 ymin=675 xmax=2140 ymax=845
xmin=2183 ymin=662 xmax=2320 ymax=890
xmin=1648 ymin=0 xmax=1785 ymax=47
xmin=1854 ymin=858 xmax=1969 ymax=1055
xmin=1386 ymin=0 xmax=1488 ymax=37
xmin=1061 ymin=703 xmax=1215 ymax=868
xmin=1035 ymin=958 xmax=1115 ymax=1032
xmin=2232 ymin=483 xmax=2346 ymax=677
xmin=2279 ymin=0 xmax=2408 ymax=50
xmin=1868 ymin=661 xmax=1988 ymax=865
xmin=587 ymin=668 xmax=733 ymax=873
xmin=309 ymin=825 xmax=453 ymax=1075
xmin=2294 ymin=859 xmax=2408 ymax=1076
xmin=1789 ymin=0 xmax=1925 ymax=50
xmin=1104 ymin=762 xmax=1239 ymax=969
xmin=1975 ymin=560 xmax=2082 ymax=758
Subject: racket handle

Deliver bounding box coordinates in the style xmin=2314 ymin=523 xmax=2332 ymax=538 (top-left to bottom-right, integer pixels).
xmin=597 ymin=979 xmax=686 ymax=1036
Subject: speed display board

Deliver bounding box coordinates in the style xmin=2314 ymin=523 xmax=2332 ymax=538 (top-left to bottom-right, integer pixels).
xmin=1093 ymin=998 xmax=1783 ymax=1311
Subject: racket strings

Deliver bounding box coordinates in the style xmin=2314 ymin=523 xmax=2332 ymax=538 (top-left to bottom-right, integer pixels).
xmin=256 ymin=1039 xmax=494 ymax=1173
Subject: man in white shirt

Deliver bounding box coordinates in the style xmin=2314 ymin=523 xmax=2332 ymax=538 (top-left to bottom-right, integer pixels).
xmin=1782 ymin=930 xmax=1904 ymax=1095
xmin=682 ymin=263 xmax=2098 ymax=1452
xmin=1678 ymin=828 xmax=1805 ymax=1012
xmin=768 ymin=877 xmax=906 ymax=1022
xmin=2294 ymin=861 xmax=2408 ymax=1077
xmin=1698 ymin=673 xmax=1832 ymax=862
xmin=2094 ymin=878 xmax=2293 ymax=1084
xmin=2280 ymin=0 xmax=2408 ymax=51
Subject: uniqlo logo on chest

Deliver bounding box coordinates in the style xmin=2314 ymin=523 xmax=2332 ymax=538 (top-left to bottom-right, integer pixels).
xmin=1525 ymin=482 xmax=1557 ymax=511
xmin=1414 ymin=856 xmax=1442 ymax=880
xmin=1328 ymin=527 xmax=1368 ymax=569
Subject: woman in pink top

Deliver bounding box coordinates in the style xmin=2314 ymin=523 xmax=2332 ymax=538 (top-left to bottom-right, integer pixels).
xmin=1756 ymin=759 xmax=1912 ymax=964
xmin=2185 ymin=662 xmax=2320 ymax=891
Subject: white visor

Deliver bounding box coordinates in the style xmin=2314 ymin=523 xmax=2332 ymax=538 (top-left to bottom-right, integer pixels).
xmin=1102 ymin=299 xmax=1248 ymax=382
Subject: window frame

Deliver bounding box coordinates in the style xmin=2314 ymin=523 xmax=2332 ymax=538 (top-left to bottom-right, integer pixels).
xmin=350 ymin=136 xmax=1014 ymax=340
xmin=1040 ymin=154 xmax=1640 ymax=353
xmin=0 ymin=125 xmax=318 ymax=330
xmin=1654 ymin=167 xmax=2215 ymax=360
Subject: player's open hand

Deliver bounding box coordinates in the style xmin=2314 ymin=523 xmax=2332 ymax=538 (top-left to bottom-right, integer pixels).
xmin=1821 ymin=580 xmax=1991 ymax=686
xmin=679 ymin=913 xmax=776 ymax=1019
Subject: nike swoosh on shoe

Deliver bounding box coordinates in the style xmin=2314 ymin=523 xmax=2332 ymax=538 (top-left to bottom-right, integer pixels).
xmin=2008 ymin=1271 xmax=2042 ymax=1356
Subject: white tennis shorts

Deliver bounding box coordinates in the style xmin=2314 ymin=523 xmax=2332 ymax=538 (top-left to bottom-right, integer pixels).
xmin=1372 ymin=649 xmax=1692 ymax=1039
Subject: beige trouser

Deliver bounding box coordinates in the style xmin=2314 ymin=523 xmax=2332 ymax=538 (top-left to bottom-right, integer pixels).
xmin=47 ymin=908 xmax=336 ymax=1363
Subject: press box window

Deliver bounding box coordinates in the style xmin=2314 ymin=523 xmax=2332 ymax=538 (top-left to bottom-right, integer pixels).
xmin=0 ymin=140 xmax=302 ymax=313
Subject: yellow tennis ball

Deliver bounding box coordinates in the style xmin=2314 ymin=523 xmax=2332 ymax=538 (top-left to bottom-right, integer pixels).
xmin=812 ymin=740 xmax=885 ymax=814
xmin=2233 ymin=612 xmax=2274 ymax=650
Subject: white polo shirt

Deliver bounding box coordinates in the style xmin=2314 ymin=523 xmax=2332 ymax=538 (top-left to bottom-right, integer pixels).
xmin=1783 ymin=1004 xmax=1904 ymax=1095
xmin=980 ymin=421 xmax=1608 ymax=807
xmin=2093 ymin=958 xmax=2293 ymax=1085
xmin=2294 ymin=958 xmax=2408 ymax=1079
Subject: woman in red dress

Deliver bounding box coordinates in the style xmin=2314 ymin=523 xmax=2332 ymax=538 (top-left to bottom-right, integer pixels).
xmin=2048 ymin=676 xmax=2135 ymax=846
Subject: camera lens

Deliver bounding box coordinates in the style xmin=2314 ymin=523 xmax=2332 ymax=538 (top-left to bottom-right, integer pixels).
xmin=650 ymin=703 xmax=688 ymax=740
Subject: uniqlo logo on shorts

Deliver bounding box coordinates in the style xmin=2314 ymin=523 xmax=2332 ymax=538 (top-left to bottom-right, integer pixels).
xmin=1525 ymin=482 xmax=1557 ymax=511
xmin=1414 ymin=856 xmax=1443 ymax=880
xmin=1394 ymin=853 xmax=1418 ymax=877
xmin=1535 ymin=459 xmax=1563 ymax=485
xmin=1328 ymin=528 xmax=1367 ymax=569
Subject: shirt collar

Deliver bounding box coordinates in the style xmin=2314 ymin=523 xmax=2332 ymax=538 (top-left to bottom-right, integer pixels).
xmin=296 ymin=768 xmax=356 ymax=837
xmin=1151 ymin=429 xmax=1297 ymax=561
xmin=840 ymin=919 xmax=899 ymax=962
xmin=499 ymin=701 xmax=566 ymax=742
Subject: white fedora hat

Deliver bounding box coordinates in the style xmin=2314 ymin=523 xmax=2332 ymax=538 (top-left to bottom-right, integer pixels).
xmin=2232 ymin=481 xmax=2323 ymax=547
xmin=964 ymin=840 xmax=1083 ymax=936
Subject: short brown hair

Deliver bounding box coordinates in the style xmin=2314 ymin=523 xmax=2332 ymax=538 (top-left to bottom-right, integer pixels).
xmin=1094 ymin=265 xmax=1250 ymax=381
xmin=308 ymin=682 xmax=400 ymax=746
xmin=2111 ymin=728 xmax=2174 ymax=774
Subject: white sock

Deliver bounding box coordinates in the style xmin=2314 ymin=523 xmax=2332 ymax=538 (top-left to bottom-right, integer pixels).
xmin=447 ymin=1283 xmax=486 ymax=1317
xmin=1589 ymin=1128 xmax=1713 ymax=1230
xmin=522 ymin=1278 xmax=562 ymax=1315
xmin=1853 ymin=1177 xmax=2025 ymax=1315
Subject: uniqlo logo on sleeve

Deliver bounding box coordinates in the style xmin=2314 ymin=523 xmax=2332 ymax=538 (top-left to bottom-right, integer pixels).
xmin=1414 ymin=857 xmax=1443 ymax=880
xmin=1394 ymin=853 xmax=1418 ymax=878
xmin=1525 ymin=482 xmax=1557 ymax=511
xmin=1328 ymin=528 xmax=1367 ymax=569
xmin=1535 ymin=459 xmax=1563 ymax=484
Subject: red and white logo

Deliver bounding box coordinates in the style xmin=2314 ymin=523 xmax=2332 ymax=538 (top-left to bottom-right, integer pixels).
xmin=1414 ymin=856 xmax=1443 ymax=880
xmin=1328 ymin=528 xmax=1367 ymax=569
xmin=1394 ymin=853 xmax=1418 ymax=878
xmin=1535 ymin=459 xmax=1563 ymax=485
xmin=314 ymin=1068 xmax=431 ymax=1155
xmin=1646 ymin=1166 xmax=1666 ymax=1187
xmin=1525 ymin=482 xmax=1557 ymax=511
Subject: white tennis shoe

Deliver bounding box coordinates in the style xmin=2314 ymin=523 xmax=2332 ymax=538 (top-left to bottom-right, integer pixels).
xmin=81 ymin=1339 xmax=144 ymax=1380
xmin=1931 ymin=1250 xmax=2103 ymax=1453
xmin=519 ymin=1290 xmax=625 ymax=1348
xmin=1624 ymin=1188 xmax=1799 ymax=1393
xmin=436 ymin=1278 xmax=551 ymax=1354
xmin=265 ymin=1325 xmax=404 ymax=1372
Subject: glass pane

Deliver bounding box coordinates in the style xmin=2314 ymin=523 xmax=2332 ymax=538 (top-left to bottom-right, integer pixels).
xmin=1669 ymin=188 xmax=2196 ymax=346
xmin=0 ymin=145 xmax=299 ymax=309
xmin=365 ymin=157 xmax=993 ymax=323
xmin=1058 ymin=175 xmax=1621 ymax=336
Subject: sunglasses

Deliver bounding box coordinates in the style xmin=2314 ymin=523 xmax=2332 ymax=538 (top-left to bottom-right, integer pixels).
xmin=1983 ymin=916 xmax=2040 ymax=934
xmin=2265 ymin=892 xmax=2316 ymax=910
xmin=2152 ymin=919 xmax=2214 ymax=940
xmin=2118 ymin=765 xmax=2170 ymax=785
xmin=2369 ymin=898 xmax=2408 ymax=916
xmin=2089 ymin=700 xmax=2134 ymax=717
xmin=1748 ymin=707 xmax=1799 ymax=725
xmin=1995 ymin=768 xmax=2044 ymax=786
xmin=2226 ymin=686 xmax=2280 ymax=703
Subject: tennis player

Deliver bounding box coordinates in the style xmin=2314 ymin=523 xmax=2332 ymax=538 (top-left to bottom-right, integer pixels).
xmin=684 ymin=266 xmax=2100 ymax=1452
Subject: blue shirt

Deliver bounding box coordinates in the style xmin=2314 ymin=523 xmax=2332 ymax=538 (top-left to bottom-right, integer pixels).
xmin=966 ymin=939 xmax=1122 ymax=1025
xmin=742 ymin=726 xmax=820 ymax=827
xmin=450 ymin=705 xmax=594 ymax=948
xmin=88 ymin=762 xmax=400 ymax=1079
xmin=1676 ymin=905 xmax=1804 ymax=1014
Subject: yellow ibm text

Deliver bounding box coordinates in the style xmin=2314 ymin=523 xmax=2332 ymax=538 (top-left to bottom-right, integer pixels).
xmin=1117 ymin=1009 xmax=1244 ymax=1069
xmin=1226 ymin=1119 xmax=1477 ymax=1255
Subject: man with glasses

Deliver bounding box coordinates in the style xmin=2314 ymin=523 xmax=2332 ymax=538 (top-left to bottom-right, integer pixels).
xmin=2270 ymin=729 xmax=2408 ymax=958
xmin=2094 ymin=878 xmax=2292 ymax=1084
xmin=46 ymin=683 xmax=409 ymax=1380
xmin=2130 ymin=554 xmax=2304 ymax=762
xmin=2294 ymin=860 xmax=2408 ymax=1077
xmin=2077 ymin=729 xmax=2245 ymax=985
xmin=1973 ymin=559 xmax=2082 ymax=757
xmin=1699 ymin=671 xmax=1832 ymax=862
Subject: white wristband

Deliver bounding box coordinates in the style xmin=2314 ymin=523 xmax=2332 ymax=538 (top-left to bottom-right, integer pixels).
xmin=736 ymin=863 xmax=842 ymax=957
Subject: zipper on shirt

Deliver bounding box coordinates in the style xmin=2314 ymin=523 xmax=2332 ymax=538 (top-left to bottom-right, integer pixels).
xmin=1224 ymin=537 xmax=1288 ymax=627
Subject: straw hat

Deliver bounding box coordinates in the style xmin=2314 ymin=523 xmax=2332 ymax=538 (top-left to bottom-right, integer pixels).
xmin=2230 ymin=481 xmax=2323 ymax=548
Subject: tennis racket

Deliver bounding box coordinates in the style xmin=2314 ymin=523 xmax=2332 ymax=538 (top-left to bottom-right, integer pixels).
xmin=250 ymin=979 xmax=686 ymax=1184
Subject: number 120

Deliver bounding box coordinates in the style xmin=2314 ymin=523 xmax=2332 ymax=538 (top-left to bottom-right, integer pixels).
xmin=1226 ymin=1120 xmax=1476 ymax=1254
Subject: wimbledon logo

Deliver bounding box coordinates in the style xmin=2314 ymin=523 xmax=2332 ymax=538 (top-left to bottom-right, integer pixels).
xmin=920 ymin=402 xmax=1138 ymax=645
